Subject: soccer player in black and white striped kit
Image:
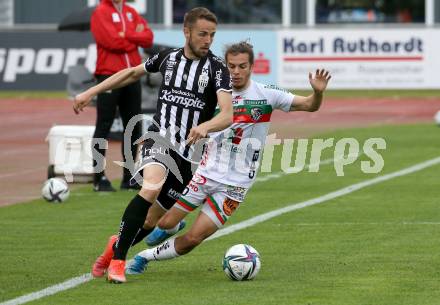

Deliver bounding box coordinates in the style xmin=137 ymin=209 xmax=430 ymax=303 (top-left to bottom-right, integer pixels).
xmin=73 ymin=7 xmax=233 ymax=283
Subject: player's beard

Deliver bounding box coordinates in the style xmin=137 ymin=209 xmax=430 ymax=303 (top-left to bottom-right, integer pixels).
xmin=188 ymin=34 xmax=207 ymax=58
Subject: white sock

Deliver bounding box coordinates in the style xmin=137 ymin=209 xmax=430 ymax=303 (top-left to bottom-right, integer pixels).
xmin=164 ymin=222 xmax=181 ymax=234
xmin=138 ymin=238 xmax=179 ymax=261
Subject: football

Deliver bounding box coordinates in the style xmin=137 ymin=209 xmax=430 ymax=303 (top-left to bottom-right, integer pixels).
xmin=41 ymin=178 xmax=70 ymax=203
xmin=222 ymin=244 xmax=261 ymax=281
xmin=434 ymin=110 xmax=440 ymax=125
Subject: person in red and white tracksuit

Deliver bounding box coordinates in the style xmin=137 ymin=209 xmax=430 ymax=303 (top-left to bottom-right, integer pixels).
xmin=91 ymin=0 xmax=153 ymax=191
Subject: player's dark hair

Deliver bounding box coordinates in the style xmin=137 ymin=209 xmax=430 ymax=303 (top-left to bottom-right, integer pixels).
xmin=183 ymin=7 xmax=218 ymax=28
xmin=224 ymin=41 xmax=254 ymax=65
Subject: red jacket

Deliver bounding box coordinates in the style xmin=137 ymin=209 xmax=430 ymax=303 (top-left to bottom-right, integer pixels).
xmin=91 ymin=0 xmax=154 ymax=75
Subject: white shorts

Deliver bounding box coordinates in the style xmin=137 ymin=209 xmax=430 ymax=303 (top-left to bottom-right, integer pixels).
xmin=173 ymin=173 xmax=249 ymax=228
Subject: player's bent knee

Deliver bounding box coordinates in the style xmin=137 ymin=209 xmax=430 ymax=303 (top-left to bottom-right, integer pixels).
xmin=141 ymin=164 xmax=167 ymax=191
xmin=157 ymin=215 xmax=176 ymax=230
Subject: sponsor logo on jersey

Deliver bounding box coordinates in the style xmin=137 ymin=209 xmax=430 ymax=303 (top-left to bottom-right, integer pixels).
xmin=159 ymin=89 xmax=206 ymax=109
xmin=167 ymin=188 xmax=181 ymax=200
xmin=215 ymin=69 xmax=223 ymax=87
xmin=188 ymin=181 xmax=199 ymax=192
xmin=146 ymin=53 xmax=159 ymax=67
xmin=244 ymin=99 xmax=267 ymax=105
xmin=226 ymin=185 xmax=247 ymax=202
xmin=191 ymin=173 xmax=207 ymax=185
xmin=223 ymin=198 xmax=239 ymax=216
xmin=143 ymin=146 xmax=167 ymax=156
xmin=232 ymin=104 xmax=273 ymax=123
xmin=166 ymin=59 xmax=177 ymax=69
xmin=232 ymin=95 xmax=243 ymax=105
xmin=264 ymin=84 xmax=288 ymax=93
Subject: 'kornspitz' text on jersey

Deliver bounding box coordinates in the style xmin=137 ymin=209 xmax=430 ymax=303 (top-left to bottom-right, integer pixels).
xmin=197 ymin=80 xmax=294 ymax=188
xmin=144 ymin=48 xmax=232 ymax=160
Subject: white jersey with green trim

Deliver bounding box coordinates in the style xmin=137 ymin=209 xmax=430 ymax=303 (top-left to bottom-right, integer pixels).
xmin=196 ymin=80 xmax=294 ymax=188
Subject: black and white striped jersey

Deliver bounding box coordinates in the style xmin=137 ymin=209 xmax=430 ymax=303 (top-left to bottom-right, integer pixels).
xmin=144 ymin=48 xmax=232 ymax=160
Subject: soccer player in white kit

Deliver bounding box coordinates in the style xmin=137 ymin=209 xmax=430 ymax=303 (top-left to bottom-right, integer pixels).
xmin=126 ymin=41 xmax=331 ymax=274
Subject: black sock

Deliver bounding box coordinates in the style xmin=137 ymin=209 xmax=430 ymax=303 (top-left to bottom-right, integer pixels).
xmin=131 ymin=227 xmax=154 ymax=246
xmin=113 ymin=194 xmax=152 ymax=260
xmin=122 ymin=167 xmax=131 ymax=183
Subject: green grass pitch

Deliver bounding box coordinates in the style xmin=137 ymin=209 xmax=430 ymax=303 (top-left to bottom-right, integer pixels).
xmin=1 ymin=123 xmax=439 ymax=305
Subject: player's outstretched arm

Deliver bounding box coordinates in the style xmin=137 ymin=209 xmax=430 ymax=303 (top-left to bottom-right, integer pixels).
xmin=290 ymin=69 xmax=331 ymax=112
xmin=73 ymin=63 xmax=146 ymax=114
xmin=187 ymin=90 xmax=233 ymax=145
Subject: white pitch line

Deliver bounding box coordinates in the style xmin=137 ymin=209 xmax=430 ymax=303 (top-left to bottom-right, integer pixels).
xmin=283 ymin=222 xmax=440 ymax=226
xmin=0 ymin=274 xmax=93 ymax=305
xmin=2 ymin=156 xmax=440 ymax=305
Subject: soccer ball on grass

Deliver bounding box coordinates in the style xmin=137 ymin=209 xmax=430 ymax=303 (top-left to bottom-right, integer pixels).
xmin=41 ymin=178 xmax=70 ymax=203
xmin=223 ymin=244 xmax=261 ymax=281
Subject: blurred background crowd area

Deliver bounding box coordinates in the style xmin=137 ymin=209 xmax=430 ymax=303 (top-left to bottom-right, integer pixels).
xmin=0 ymin=0 xmax=433 ymax=27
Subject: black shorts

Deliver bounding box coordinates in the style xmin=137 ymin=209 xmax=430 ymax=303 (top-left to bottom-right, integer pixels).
xmin=134 ymin=138 xmax=194 ymax=210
